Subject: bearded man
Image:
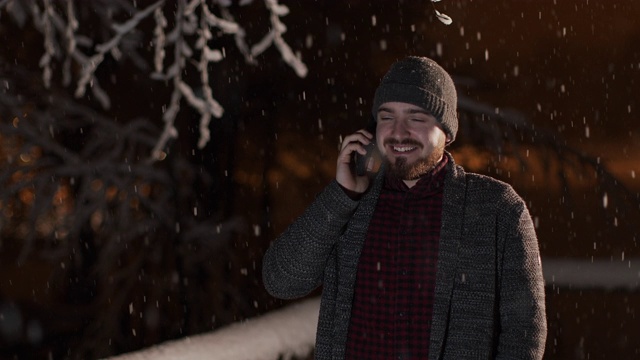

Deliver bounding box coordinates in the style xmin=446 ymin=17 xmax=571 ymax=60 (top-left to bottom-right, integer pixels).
xmin=262 ymin=56 xmax=547 ymax=360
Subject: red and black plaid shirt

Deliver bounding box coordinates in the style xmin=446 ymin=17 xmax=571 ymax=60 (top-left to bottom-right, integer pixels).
xmin=345 ymin=156 xmax=448 ymax=360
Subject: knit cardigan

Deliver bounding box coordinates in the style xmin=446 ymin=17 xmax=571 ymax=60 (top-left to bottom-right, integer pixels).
xmin=262 ymin=153 xmax=547 ymax=359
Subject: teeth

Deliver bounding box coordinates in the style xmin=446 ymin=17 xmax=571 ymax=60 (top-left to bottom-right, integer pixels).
xmin=393 ymin=146 xmax=415 ymax=152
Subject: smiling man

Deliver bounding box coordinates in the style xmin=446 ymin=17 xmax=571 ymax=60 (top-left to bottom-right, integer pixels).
xmin=376 ymin=102 xmax=447 ymax=185
xmin=263 ymin=56 xmax=547 ymax=359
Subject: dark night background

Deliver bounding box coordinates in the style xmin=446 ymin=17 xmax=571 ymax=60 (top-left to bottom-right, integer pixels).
xmin=1 ymin=1 xmax=639 ymax=359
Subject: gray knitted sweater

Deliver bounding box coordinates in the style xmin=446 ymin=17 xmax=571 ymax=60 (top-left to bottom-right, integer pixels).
xmin=263 ymin=153 xmax=547 ymax=359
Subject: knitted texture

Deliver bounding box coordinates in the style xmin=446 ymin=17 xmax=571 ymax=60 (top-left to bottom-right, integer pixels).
xmin=262 ymin=153 xmax=547 ymax=360
xmin=372 ymin=56 xmax=458 ymax=143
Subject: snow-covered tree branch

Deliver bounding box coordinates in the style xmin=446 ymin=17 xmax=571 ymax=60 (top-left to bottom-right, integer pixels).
xmin=0 ymin=2 xmax=309 ymax=356
xmin=1 ymin=0 xmax=307 ymax=161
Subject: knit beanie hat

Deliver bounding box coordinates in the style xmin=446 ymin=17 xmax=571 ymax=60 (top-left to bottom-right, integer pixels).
xmin=372 ymin=56 xmax=458 ymax=144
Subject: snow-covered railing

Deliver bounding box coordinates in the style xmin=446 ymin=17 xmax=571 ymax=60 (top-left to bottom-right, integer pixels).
xmin=107 ymin=258 xmax=639 ymax=360
xmin=543 ymin=257 xmax=640 ymax=290
xmin=105 ymin=297 xmax=319 ymax=360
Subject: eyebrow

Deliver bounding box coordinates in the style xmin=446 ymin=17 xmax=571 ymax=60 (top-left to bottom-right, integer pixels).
xmin=377 ymin=106 xmax=432 ymax=116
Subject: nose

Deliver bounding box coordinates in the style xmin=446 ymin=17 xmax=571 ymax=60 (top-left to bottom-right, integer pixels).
xmin=390 ymin=119 xmax=409 ymax=138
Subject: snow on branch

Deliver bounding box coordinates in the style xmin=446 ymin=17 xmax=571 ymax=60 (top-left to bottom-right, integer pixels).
xmin=2 ymin=0 xmax=307 ymax=161
xmin=147 ymin=0 xmax=307 ymax=160
xmin=256 ymin=0 xmax=308 ymax=78
xmin=36 ymin=0 xmax=56 ymax=88
xmin=75 ymin=1 xmax=164 ymax=101
xmin=431 ymin=0 xmax=453 ymax=25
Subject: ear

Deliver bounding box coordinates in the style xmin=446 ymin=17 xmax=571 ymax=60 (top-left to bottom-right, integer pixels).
xmin=444 ymin=132 xmax=453 ymax=145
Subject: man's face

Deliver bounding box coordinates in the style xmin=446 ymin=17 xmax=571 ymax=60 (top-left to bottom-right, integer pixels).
xmin=375 ymin=102 xmax=448 ymax=180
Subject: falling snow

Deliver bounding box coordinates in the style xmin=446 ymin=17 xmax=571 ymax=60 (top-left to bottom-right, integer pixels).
xmin=1 ymin=0 xmax=639 ymax=359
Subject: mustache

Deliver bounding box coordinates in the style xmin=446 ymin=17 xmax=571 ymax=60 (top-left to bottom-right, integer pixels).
xmin=383 ymin=138 xmax=422 ymax=148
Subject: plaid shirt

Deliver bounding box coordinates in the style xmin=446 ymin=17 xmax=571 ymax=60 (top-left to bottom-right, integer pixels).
xmin=345 ymin=157 xmax=448 ymax=360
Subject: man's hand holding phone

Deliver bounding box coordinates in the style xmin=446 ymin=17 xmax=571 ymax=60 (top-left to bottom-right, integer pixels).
xmin=336 ymin=128 xmax=377 ymax=196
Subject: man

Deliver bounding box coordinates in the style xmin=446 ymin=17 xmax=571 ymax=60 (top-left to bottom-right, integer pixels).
xmin=262 ymin=56 xmax=547 ymax=359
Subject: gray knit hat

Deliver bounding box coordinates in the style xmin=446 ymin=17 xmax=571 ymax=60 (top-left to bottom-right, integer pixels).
xmin=372 ymin=56 xmax=458 ymax=144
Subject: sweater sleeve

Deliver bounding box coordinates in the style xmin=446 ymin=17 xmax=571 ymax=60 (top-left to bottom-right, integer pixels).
xmin=496 ymin=194 xmax=547 ymax=359
xmin=262 ymin=180 xmax=360 ymax=299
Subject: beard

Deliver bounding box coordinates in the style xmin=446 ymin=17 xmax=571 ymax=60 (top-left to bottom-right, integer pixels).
xmin=384 ymin=136 xmax=446 ymax=180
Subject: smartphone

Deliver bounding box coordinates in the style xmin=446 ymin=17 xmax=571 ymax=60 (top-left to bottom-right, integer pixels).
xmin=351 ymin=120 xmax=378 ymax=176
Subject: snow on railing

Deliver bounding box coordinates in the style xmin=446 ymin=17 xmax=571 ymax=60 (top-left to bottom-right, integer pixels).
xmin=543 ymin=257 xmax=640 ymax=290
xmin=107 ymin=258 xmax=639 ymax=360
xmin=105 ymin=297 xmax=319 ymax=360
